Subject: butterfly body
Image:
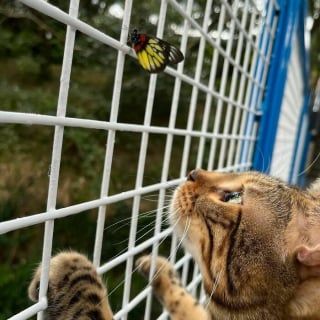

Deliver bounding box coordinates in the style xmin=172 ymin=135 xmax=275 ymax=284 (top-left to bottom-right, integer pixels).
xmin=129 ymin=29 xmax=184 ymax=73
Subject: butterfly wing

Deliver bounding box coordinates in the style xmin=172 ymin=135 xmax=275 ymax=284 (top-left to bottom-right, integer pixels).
xmin=130 ymin=30 xmax=184 ymax=73
xmin=161 ymin=39 xmax=184 ymax=65
xmin=136 ymin=37 xmax=167 ymax=73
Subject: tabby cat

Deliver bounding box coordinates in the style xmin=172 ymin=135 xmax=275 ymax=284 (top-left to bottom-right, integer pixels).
xmin=29 ymin=169 xmax=320 ymax=319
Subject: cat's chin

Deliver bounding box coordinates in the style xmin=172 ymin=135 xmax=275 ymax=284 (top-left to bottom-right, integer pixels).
xmin=169 ymin=189 xmax=204 ymax=266
xmin=168 ymin=200 xmax=192 ymax=251
xmin=171 ymin=222 xmax=204 ymax=269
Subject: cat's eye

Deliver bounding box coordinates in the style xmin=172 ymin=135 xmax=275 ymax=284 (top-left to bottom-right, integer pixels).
xmin=224 ymin=191 xmax=243 ymax=204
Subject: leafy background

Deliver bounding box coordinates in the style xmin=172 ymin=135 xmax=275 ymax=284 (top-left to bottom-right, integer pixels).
xmin=0 ymin=0 xmax=319 ymax=318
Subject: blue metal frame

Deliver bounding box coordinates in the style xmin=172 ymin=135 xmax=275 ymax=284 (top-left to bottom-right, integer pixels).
xmin=252 ymin=0 xmax=305 ymax=174
xmin=288 ymin=0 xmax=311 ymax=185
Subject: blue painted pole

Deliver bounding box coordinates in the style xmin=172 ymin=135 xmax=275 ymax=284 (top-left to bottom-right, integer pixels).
xmin=252 ymin=0 xmax=302 ymax=173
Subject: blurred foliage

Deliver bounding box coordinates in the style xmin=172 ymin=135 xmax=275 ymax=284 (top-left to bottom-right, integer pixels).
xmin=310 ymin=0 xmax=320 ymax=85
xmin=0 ymin=0 xmax=317 ymax=319
xmin=0 ymin=1 xmax=200 ymax=318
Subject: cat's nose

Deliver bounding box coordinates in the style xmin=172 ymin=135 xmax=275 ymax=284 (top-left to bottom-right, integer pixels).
xmin=187 ymin=170 xmax=198 ymax=182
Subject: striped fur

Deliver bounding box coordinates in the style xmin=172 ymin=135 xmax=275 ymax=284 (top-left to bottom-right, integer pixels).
xmin=28 ymin=251 xmax=113 ymax=320
xmin=168 ymin=169 xmax=320 ymax=319
xmin=29 ymin=170 xmax=320 ymax=319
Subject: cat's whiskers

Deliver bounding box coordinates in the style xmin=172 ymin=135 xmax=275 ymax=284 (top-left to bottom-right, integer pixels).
xmin=256 ymin=146 xmax=271 ymax=173
xmin=106 ymin=209 xmax=178 ymax=299
xmin=104 ymin=190 xmax=174 ymax=234
xmin=144 ymin=215 xmax=182 ymax=281
xmin=172 ymin=214 xmax=191 ymax=251
xmin=103 ymin=195 xmax=173 ymax=260
xmin=298 ymin=150 xmax=320 ymax=177
xmin=142 ymin=194 xmax=163 ymax=202
xmin=132 ymin=207 xmax=174 ymax=245
xmin=143 ymin=191 xmax=175 ymax=204
xmin=103 ymin=215 xmax=133 ymax=232
xmin=204 ymin=269 xmax=221 ymax=312
xmin=106 ymin=236 xmax=173 ymax=299
xmin=102 ymin=189 xmax=181 ymax=301
xmin=144 ymin=214 xmax=190 ymax=286
xmin=104 ymin=202 xmax=171 ymax=236
xmin=113 ymin=218 xmax=157 ymax=247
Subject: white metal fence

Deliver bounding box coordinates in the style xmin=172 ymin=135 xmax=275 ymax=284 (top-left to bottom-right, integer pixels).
xmin=0 ymin=0 xmax=309 ymax=319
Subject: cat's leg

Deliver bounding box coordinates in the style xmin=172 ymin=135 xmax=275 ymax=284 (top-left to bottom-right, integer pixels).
xmin=136 ymin=255 xmax=209 ymax=320
xmin=28 ymin=251 xmax=114 ymax=320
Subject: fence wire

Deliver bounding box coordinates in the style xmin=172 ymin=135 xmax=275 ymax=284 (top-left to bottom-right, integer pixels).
xmin=1 ymin=1 xmax=280 ymax=319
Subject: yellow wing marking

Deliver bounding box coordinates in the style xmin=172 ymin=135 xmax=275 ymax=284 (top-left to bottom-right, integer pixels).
xmin=137 ymin=50 xmax=151 ymax=71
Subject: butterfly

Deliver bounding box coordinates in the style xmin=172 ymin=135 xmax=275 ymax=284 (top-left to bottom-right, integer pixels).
xmin=128 ymin=29 xmax=184 ymax=73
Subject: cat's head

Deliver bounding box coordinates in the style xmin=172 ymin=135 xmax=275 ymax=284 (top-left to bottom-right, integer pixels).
xmin=170 ymin=169 xmax=320 ymax=318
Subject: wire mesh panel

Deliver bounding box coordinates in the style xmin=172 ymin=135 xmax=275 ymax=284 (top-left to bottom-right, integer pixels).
xmin=0 ymin=0 xmax=280 ymax=319
xmin=252 ymin=0 xmax=310 ymax=183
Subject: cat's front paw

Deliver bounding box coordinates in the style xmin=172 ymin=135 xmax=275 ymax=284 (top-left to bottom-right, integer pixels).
xmin=136 ymin=256 xmax=209 ymax=320
xmin=136 ymin=255 xmax=180 ymax=291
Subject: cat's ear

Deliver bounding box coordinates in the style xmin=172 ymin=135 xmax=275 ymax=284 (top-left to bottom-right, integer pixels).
xmin=296 ymin=245 xmax=320 ymax=280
